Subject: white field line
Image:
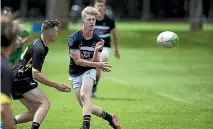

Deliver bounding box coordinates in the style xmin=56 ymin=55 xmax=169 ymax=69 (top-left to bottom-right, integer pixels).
xmin=154 ymin=92 xmax=191 ymax=104
xmin=104 ymin=77 xmax=129 ymax=86
xmin=104 ymin=76 xmax=213 ymax=109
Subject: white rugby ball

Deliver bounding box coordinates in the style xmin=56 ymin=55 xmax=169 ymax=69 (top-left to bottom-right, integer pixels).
xmin=157 ymin=31 xmax=179 ymax=48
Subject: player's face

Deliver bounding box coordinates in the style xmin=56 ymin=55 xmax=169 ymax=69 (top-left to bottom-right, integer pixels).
xmin=49 ymin=27 xmax=59 ymax=42
xmin=95 ymin=2 xmax=105 ymax=15
xmin=83 ymin=14 xmax=96 ymax=31
xmin=3 ymin=10 xmax=13 ymax=18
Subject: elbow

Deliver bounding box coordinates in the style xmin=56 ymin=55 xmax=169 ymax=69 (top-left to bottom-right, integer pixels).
xmin=32 ymin=71 xmax=37 ymax=79
xmin=32 ymin=69 xmax=40 ymax=79
xmin=74 ymin=59 xmax=81 ymax=65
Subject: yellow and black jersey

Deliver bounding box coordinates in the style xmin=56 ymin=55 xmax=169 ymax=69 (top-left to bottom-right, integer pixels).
xmin=0 ymin=93 xmax=11 ymax=104
xmin=13 ymin=38 xmax=49 ymax=80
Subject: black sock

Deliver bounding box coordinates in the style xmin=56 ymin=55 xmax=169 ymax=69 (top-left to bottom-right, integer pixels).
xmin=14 ymin=118 xmax=18 ymax=125
xmin=31 ymin=122 xmax=40 ymax=129
xmin=92 ymin=76 xmax=100 ymax=93
xmin=82 ymin=115 xmax=91 ymax=128
xmin=99 ymin=111 xmax=112 ymax=122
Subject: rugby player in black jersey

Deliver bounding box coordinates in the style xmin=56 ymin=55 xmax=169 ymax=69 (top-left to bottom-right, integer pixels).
xmin=11 ymin=19 xmax=71 ymax=129
xmin=92 ymin=0 xmax=120 ymax=97
xmin=68 ymin=6 xmax=121 ymax=129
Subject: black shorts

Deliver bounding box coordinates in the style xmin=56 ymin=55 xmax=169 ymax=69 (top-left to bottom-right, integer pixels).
xmin=11 ymin=78 xmax=38 ymax=100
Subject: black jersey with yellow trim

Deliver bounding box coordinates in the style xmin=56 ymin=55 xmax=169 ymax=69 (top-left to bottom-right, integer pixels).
xmin=13 ymin=38 xmax=49 ymax=79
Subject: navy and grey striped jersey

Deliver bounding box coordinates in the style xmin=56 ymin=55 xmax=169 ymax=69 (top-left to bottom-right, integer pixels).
xmin=68 ymin=30 xmax=102 ymax=77
xmin=95 ymin=14 xmax=115 ymax=48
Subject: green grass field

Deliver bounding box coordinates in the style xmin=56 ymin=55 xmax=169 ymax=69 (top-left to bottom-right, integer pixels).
xmin=13 ymin=22 xmax=213 ymax=129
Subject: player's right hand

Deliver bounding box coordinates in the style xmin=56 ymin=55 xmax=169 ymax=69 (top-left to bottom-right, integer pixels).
xmin=96 ymin=62 xmax=111 ymax=72
xmin=95 ymin=39 xmax=104 ymax=51
xmin=55 ymin=83 xmax=71 ymax=92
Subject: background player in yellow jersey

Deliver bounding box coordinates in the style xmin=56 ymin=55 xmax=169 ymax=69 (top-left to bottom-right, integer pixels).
xmin=1 ymin=15 xmax=18 ymax=129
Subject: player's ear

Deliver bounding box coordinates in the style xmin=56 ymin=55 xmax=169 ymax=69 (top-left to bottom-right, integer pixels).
xmin=48 ymin=32 xmax=52 ymax=37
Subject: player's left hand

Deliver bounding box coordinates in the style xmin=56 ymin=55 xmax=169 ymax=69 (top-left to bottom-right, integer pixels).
xmin=56 ymin=83 xmax=72 ymax=92
xmin=114 ymin=49 xmax=120 ymax=59
xmin=95 ymin=39 xmax=104 ymax=50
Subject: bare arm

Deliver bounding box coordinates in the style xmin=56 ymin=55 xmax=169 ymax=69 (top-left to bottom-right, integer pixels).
xmin=70 ymin=49 xmax=98 ymax=67
xmin=32 ymin=68 xmax=58 ymax=88
xmin=91 ymin=39 xmax=104 ymax=62
xmin=1 ymin=104 xmax=15 ymax=129
xmin=21 ymin=37 xmax=29 ymax=45
xmin=112 ymin=28 xmax=119 ymax=51
xmin=91 ymin=50 xmax=100 ymax=62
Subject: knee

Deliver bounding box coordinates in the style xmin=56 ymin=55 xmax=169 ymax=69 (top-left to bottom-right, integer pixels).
xmin=28 ymin=108 xmax=37 ymax=115
xmin=40 ymin=98 xmax=51 ymax=110
xmin=44 ymin=99 xmax=51 ymax=109
xmin=80 ymin=92 xmax=89 ymax=102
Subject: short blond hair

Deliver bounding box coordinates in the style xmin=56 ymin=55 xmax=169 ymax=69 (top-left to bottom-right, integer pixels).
xmin=95 ymin=0 xmax=106 ymax=4
xmin=81 ymin=6 xmax=100 ymax=19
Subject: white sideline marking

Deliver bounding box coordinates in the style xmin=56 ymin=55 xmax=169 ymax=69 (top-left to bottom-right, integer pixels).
xmin=155 ymin=92 xmax=191 ymax=104
xmin=104 ymin=77 xmax=129 ymax=86
xmin=104 ymin=76 xmax=213 ymax=109
xmin=105 ymin=77 xmax=190 ymax=104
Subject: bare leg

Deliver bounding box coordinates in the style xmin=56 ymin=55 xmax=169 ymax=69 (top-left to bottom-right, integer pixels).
xmin=1 ymin=103 xmax=15 ymax=129
xmin=15 ymin=98 xmax=39 ymax=124
xmin=22 ymin=87 xmax=50 ymax=127
xmin=74 ymin=78 xmax=121 ymax=129
xmin=75 ymin=88 xmax=102 ymax=116
xmin=92 ymin=55 xmax=108 ymax=97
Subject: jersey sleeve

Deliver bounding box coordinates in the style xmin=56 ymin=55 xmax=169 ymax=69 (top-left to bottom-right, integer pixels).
xmin=68 ymin=33 xmax=79 ymax=50
xmin=32 ymin=47 xmax=45 ymax=72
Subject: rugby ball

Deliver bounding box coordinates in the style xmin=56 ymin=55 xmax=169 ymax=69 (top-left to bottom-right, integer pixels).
xmin=157 ymin=31 xmax=179 ymax=48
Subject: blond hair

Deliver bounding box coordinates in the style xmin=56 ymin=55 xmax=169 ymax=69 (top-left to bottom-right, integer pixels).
xmin=95 ymin=0 xmax=106 ymax=4
xmin=81 ymin=6 xmax=100 ymax=19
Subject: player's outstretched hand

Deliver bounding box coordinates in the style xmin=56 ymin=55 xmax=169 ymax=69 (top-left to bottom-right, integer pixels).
xmin=96 ymin=62 xmax=111 ymax=72
xmin=95 ymin=39 xmax=104 ymax=51
xmin=115 ymin=50 xmax=120 ymax=59
xmin=55 ymin=83 xmax=71 ymax=92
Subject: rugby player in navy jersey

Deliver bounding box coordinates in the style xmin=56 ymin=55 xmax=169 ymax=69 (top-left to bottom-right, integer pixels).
xmin=92 ymin=0 xmax=120 ymax=97
xmin=11 ymin=19 xmax=71 ymax=129
xmin=68 ymin=6 xmax=121 ymax=129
